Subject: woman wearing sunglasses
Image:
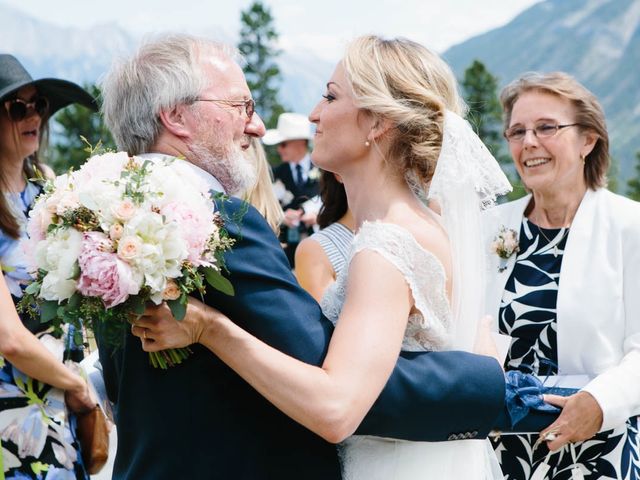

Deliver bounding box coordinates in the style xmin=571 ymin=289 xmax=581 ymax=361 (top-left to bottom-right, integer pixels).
xmin=484 ymin=72 xmax=640 ymax=479
xmin=0 ymin=54 xmax=98 ymax=479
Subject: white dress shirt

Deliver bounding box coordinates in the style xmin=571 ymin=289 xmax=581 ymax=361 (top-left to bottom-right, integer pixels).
xmin=139 ymin=153 xmax=226 ymax=193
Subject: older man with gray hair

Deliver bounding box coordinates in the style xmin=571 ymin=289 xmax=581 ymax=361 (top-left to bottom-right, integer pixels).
xmin=97 ymin=33 xmax=510 ymax=480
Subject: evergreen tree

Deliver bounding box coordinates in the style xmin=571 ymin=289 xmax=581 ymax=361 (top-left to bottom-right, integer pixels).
xmin=607 ymin=154 xmax=620 ymax=194
xmin=238 ymin=1 xmax=286 ymax=129
xmin=461 ymin=60 xmax=503 ymax=158
xmin=626 ymin=151 xmax=640 ymax=201
xmin=49 ymin=84 xmax=115 ymax=173
xmin=460 ymin=60 xmax=524 ymax=200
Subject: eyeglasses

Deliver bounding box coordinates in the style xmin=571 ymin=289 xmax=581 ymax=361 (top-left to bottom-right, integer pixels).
xmin=504 ymin=122 xmax=580 ymax=143
xmin=4 ymin=96 xmax=50 ymax=122
xmin=196 ymin=98 xmax=255 ymax=120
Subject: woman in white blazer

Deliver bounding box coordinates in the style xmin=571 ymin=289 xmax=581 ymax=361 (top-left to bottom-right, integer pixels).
xmin=485 ymin=72 xmax=640 ymax=480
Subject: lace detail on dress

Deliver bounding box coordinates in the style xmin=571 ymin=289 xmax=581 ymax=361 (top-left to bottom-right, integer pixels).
xmin=321 ymin=221 xmax=452 ymax=352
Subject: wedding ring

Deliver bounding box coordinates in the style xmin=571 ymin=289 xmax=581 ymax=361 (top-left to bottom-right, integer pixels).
xmin=534 ymin=427 xmax=560 ymax=450
xmin=143 ymin=328 xmax=147 ymax=340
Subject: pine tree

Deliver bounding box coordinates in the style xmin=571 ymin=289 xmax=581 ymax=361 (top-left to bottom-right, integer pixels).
xmin=607 ymin=155 xmax=620 ymax=194
xmin=238 ymin=1 xmax=286 ymax=129
xmin=49 ymin=84 xmax=115 ymax=173
xmin=626 ymin=151 xmax=640 ymax=201
xmin=461 ymin=60 xmax=525 ymax=200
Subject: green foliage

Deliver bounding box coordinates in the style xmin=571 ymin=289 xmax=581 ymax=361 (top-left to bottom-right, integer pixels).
xmin=461 ymin=60 xmax=503 ymax=157
xmin=608 ymin=155 xmax=620 ymax=193
xmin=49 ymin=84 xmax=115 ymax=173
xmin=238 ymin=1 xmax=287 ymax=129
xmin=626 ymin=151 xmax=640 ymax=201
xmin=460 ymin=60 xmax=525 ymax=201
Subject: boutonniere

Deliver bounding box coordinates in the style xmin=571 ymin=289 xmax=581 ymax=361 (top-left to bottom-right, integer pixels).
xmin=272 ymin=179 xmax=294 ymax=206
xmin=491 ymin=226 xmax=520 ymax=272
xmin=308 ymin=167 xmax=321 ymax=182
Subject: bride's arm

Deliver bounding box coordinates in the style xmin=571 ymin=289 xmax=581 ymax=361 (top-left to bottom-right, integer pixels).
xmin=137 ymin=249 xmax=412 ymax=443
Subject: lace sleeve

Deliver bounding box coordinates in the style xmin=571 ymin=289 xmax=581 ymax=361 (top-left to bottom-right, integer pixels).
xmin=352 ymin=222 xmax=452 ymax=351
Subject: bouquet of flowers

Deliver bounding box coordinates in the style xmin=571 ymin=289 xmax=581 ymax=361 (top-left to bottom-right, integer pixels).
xmin=19 ymin=152 xmax=235 ymax=369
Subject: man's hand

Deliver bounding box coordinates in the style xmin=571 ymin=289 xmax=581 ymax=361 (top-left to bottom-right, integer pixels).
xmin=539 ymin=391 xmax=603 ymax=451
xmin=282 ymin=208 xmax=303 ymax=228
xmin=131 ymin=300 xmax=207 ymax=352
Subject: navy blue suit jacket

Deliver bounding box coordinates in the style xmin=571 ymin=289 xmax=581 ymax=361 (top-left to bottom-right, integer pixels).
xmin=98 ymin=197 xmax=510 ymax=480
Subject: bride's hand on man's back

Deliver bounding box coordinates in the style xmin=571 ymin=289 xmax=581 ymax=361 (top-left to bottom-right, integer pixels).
xmin=473 ymin=315 xmax=503 ymax=369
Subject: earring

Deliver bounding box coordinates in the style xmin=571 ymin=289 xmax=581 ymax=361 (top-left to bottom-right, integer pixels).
xmin=580 ymin=154 xmax=585 ymax=164
xmin=365 ymin=140 xmax=371 ymax=147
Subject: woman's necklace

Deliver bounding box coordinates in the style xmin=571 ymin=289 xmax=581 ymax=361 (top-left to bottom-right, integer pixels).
xmin=533 ymin=213 xmax=571 ymax=258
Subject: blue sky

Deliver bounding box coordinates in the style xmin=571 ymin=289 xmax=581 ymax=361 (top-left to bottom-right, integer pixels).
xmin=3 ymin=0 xmax=540 ymax=60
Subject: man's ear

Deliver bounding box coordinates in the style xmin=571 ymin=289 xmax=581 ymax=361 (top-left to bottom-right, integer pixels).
xmin=158 ymin=104 xmax=192 ymax=139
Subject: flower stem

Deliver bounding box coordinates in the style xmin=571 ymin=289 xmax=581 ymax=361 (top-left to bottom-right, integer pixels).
xmin=148 ymin=347 xmax=192 ymax=369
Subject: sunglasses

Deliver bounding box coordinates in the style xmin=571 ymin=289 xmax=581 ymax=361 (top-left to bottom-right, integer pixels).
xmin=4 ymin=96 xmax=50 ymax=122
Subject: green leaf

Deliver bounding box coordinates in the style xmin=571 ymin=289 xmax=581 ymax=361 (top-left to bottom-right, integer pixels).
xmin=67 ymin=292 xmax=82 ymax=310
xmin=41 ymin=301 xmax=60 ymax=322
xmin=129 ymin=296 xmax=146 ymax=316
xmin=167 ymin=296 xmax=187 ymax=321
xmin=68 ymin=261 xmax=81 ymax=280
xmin=24 ymin=281 xmax=41 ymax=295
xmin=204 ymin=267 xmax=234 ymax=296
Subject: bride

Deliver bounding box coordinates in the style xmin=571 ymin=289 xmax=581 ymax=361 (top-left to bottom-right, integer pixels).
xmin=136 ymin=35 xmax=510 ymax=479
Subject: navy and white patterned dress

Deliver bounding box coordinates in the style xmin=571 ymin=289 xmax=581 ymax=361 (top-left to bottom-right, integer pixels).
xmin=491 ymin=218 xmax=640 ymax=480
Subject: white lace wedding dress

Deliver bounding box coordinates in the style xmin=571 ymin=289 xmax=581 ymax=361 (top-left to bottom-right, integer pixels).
xmin=320 ymin=221 xmax=504 ymax=480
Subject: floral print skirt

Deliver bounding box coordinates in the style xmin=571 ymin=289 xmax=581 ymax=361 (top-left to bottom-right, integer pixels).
xmin=0 ymin=330 xmax=87 ymax=480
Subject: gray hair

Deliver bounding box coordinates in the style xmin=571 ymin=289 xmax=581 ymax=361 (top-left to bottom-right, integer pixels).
xmin=101 ymin=33 xmax=240 ymax=154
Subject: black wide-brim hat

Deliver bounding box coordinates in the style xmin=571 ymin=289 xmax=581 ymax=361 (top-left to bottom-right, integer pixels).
xmin=0 ymin=53 xmax=97 ymax=115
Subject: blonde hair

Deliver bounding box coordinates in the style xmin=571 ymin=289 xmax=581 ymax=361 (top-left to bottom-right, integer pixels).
xmin=500 ymin=72 xmax=609 ymax=189
xmin=242 ymin=138 xmax=284 ymax=234
xmin=342 ymin=35 xmax=466 ymax=186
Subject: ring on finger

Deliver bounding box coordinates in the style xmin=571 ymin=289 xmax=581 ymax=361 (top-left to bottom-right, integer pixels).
xmin=143 ymin=328 xmax=147 ymax=340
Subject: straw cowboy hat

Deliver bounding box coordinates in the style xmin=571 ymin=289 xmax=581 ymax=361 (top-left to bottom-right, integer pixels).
xmin=262 ymin=113 xmax=312 ymax=145
xmin=0 ymin=54 xmax=97 ymax=115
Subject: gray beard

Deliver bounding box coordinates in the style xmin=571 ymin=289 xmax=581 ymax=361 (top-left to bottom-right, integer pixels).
xmin=189 ymin=143 xmax=256 ymax=196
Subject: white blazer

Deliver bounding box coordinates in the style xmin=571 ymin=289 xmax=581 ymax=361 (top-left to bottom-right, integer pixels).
xmin=483 ymin=188 xmax=640 ymax=431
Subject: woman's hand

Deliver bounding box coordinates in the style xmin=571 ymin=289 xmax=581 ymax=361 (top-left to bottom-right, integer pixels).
xmin=131 ymin=298 xmax=212 ymax=352
xmin=474 ymin=315 xmax=503 ymax=367
xmin=539 ymin=391 xmax=603 ymax=451
xmin=64 ymin=374 xmax=96 ymax=414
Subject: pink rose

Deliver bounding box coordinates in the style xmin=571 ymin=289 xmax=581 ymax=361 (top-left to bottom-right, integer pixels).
xmin=113 ymin=200 xmax=137 ymax=221
xmin=117 ymin=235 xmax=141 ymax=261
xmin=77 ymin=232 xmax=140 ymax=308
xmin=162 ymin=279 xmax=181 ymax=301
xmin=109 ymin=223 xmax=124 ymax=241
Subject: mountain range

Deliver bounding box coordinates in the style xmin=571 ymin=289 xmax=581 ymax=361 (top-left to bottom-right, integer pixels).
xmin=2 ymin=0 xmax=638 ymax=180
xmin=444 ymin=0 xmax=640 ymax=180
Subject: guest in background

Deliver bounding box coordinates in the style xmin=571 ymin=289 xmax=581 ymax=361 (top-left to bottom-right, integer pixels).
xmin=295 ymin=170 xmax=354 ymax=302
xmin=264 ymin=112 xmax=319 ymax=267
xmin=484 ymin=71 xmax=640 ymax=480
xmin=243 ymin=137 xmax=284 ymax=235
xmin=0 ymin=53 xmax=97 ymax=479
